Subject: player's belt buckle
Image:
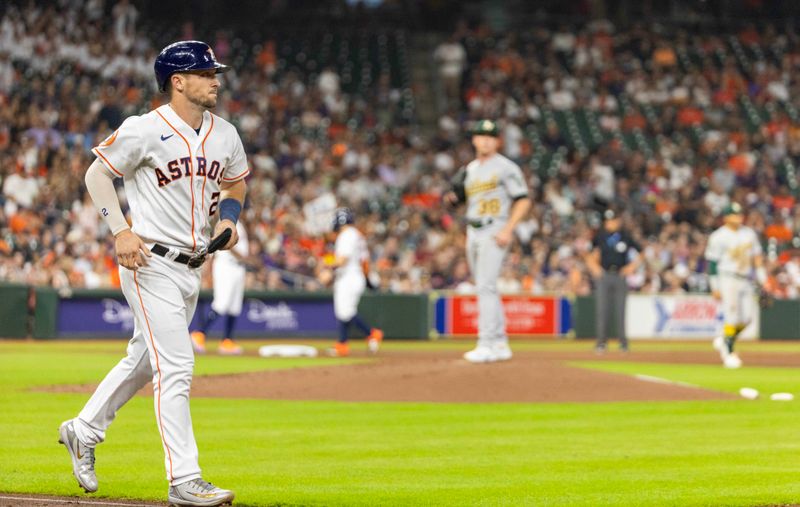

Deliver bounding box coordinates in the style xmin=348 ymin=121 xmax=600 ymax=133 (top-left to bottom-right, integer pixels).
xmin=187 ymin=248 xmax=207 ymax=269
xmin=469 ymin=218 xmax=494 ymax=228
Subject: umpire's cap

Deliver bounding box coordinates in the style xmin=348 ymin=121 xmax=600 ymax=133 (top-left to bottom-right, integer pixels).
xmin=332 ymin=207 xmax=355 ymax=232
xmin=472 ymin=119 xmax=500 ymax=137
xmin=154 ymin=41 xmax=230 ymax=92
xmin=722 ymin=202 xmax=744 ymax=216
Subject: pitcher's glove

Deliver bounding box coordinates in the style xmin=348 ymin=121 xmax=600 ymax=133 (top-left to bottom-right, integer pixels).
xmin=758 ymin=286 xmax=775 ymax=309
xmin=450 ymin=166 xmax=467 ymax=205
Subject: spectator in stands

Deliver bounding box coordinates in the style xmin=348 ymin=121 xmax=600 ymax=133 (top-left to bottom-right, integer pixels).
xmin=434 ymin=35 xmax=467 ymax=108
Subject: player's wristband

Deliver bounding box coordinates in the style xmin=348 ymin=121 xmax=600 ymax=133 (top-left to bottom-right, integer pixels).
xmin=218 ymin=198 xmax=242 ymax=224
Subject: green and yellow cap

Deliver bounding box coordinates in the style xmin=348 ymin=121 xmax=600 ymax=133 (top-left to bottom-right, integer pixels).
xmin=472 ymin=119 xmax=499 ymax=137
xmin=722 ymin=202 xmax=743 ymax=216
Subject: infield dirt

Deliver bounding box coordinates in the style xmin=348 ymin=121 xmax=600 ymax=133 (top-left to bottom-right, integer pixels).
xmin=41 ymin=346 xmax=773 ymax=403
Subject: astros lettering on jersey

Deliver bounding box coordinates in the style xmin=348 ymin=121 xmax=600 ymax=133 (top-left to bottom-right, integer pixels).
xmin=92 ymin=105 xmax=249 ymax=253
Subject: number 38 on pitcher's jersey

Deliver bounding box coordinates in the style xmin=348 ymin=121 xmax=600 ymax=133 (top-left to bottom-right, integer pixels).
xmin=464 ymin=153 xmax=528 ymax=223
xmin=92 ymin=104 xmax=249 ymax=253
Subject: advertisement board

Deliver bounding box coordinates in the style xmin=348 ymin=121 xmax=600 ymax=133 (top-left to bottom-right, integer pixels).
xmin=56 ymin=296 xmax=337 ymax=338
xmin=625 ymin=294 xmax=759 ymax=340
xmin=434 ymin=294 xmax=569 ymax=338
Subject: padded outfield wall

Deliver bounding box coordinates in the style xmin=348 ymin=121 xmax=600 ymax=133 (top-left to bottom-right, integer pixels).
xmin=0 ymin=285 xmax=797 ymax=340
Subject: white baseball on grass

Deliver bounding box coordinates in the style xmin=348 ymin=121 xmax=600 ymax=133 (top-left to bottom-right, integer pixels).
xmin=770 ymin=392 xmax=794 ymax=401
xmin=739 ymin=387 xmax=759 ymax=400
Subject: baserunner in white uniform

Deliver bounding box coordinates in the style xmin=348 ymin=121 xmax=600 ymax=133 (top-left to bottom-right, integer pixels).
xmin=191 ymin=220 xmax=250 ymax=355
xmin=58 ymin=41 xmax=248 ymax=506
xmin=705 ymin=202 xmax=766 ymax=369
xmin=328 ymin=207 xmax=383 ymax=357
xmin=446 ymin=120 xmax=531 ymax=363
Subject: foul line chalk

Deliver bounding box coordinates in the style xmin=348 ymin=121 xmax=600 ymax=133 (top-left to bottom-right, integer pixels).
xmin=634 ymin=374 xmax=701 ymax=389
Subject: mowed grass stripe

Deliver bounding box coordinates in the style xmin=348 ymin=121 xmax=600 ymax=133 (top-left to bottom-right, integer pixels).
xmin=1 ymin=341 xmax=800 ymax=505
xmin=573 ymin=360 xmax=800 ymax=396
xmin=3 ymin=393 xmax=800 ymax=506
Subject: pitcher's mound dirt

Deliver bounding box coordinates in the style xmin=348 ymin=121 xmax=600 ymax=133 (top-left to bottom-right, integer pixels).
xmin=45 ymin=348 xmax=742 ymax=403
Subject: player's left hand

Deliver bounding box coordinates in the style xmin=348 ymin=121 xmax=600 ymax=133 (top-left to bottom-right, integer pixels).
xmin=213 ymin=219 xmax=238 ymax=250
xmin=494 ymin=227 xmax=513 ymax=248
xmin=758 ymin=286 xmax=775 ymax=308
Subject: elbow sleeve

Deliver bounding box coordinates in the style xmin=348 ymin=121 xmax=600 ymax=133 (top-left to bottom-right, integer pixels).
xmin=85 ymin=162 xmax=130 ymax=235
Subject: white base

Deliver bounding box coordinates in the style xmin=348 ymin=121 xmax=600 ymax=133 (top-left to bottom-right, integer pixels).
xmin=258 ymin=345 xmax=319 ymax=358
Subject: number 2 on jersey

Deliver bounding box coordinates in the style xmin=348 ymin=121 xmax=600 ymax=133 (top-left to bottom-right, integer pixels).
xmin=209 ymin=192 xmax=220 ymax=216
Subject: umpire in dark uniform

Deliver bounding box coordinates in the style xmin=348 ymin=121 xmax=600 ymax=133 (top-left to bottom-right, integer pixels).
xmin=586 ymin=208 xmax=641 ymax=353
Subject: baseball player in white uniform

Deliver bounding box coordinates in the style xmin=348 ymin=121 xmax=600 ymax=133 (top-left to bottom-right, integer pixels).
xmin=705 ymin=202 xmax=766 ymax=368
xmin=191 ymin=220 xmax=249 ymax=355
xmin=58 ymin=41 xmax=247 ymax=506
xmin=446 ymin=120 xmax=531 ymax=363
xmin=329 ymin=207 xmax=383 ymax=357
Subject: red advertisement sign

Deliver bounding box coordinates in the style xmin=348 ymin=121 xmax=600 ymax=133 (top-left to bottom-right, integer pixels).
xmin=448 ymin=295 xmax=558 ymax=337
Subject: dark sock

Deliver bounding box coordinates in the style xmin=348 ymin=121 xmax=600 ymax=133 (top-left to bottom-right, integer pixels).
xmin=224 ymin=314 xmax=237 ymax=339
xmin=727 ymin=324 xmax=747 ymax=353
xmin=338 ymin=319 xmax=350 ymax=344
xmin=725 ymin=336 xmax=736 ymax=354
xmin=351 ymin=315 xmax=372 ymax=336
xmin=200 ymin=309 xmax=219 ymax=334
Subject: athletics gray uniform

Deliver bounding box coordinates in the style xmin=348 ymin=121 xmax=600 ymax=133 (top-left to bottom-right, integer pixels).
xmin=464 ymin=153 xmax=529 ymax=347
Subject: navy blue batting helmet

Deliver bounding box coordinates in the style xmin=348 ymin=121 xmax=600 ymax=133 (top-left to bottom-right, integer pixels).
xmin=332 ymin=207 xmax=355 ymax=232
xmin=154 ymin=40 xmax=230 ymax=92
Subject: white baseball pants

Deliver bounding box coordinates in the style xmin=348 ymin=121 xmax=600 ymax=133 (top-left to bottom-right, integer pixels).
xmin=719 ymin=275 xmax=754 ymax=327
xmin=466 ymin=223 xmax=510 ymax=347
xmin=73 ymin=254 xmax=202 ymax=486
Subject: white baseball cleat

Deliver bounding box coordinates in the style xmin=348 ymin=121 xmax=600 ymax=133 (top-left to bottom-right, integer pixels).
xmin=58 ymin=419 xmax=98 ymax=493
xmin=491 ymin=342 xmax=513 ymax=361
xmin=168 ymin=478 xmax=234 ymax=507
xmin=464 ymin=345 xmax=498 ymax=363
xmin=724 ymin=353 xmax=743 ymax=369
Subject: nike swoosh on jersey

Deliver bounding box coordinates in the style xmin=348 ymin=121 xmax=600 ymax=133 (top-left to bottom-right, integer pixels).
xmin=160 ymin=134 xmax=174 ymax=141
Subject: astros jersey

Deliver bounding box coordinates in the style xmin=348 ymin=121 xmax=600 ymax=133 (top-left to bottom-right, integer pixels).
xmin=464 ymin=154 xmax=528 ymax=222
xmin=92 ymin=104 xmax=250 ymax=253
xmin=335 ymin=226 xmax=368 ymax=280
xmin=705 ymin=225 xmax=762 ymax=277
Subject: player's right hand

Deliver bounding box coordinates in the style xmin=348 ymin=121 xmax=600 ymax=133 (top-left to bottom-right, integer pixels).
xmin=711 ymin=290 xmax=721 ymax=300
xmin=114 ymin=229 xmax=151 ymax=271
xmin=213 ymin=219 xmax=238 ymax=250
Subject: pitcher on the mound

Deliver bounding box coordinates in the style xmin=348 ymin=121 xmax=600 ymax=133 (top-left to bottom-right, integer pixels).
xmin=705 ymin=202 xmax=766 ymax=368
xmin=446 ymin=119 xmax=531 ymax=363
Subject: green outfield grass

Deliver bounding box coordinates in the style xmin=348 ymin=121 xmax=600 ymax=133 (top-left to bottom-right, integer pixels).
xmin=575 ymin=360 xmax=800 ymax=396
xmin=2 ymin=339 xmax=800 ymax=506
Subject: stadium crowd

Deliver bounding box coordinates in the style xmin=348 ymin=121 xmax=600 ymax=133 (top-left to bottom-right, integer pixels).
xmin=3 ymin=1 xmax=800 ymax=298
